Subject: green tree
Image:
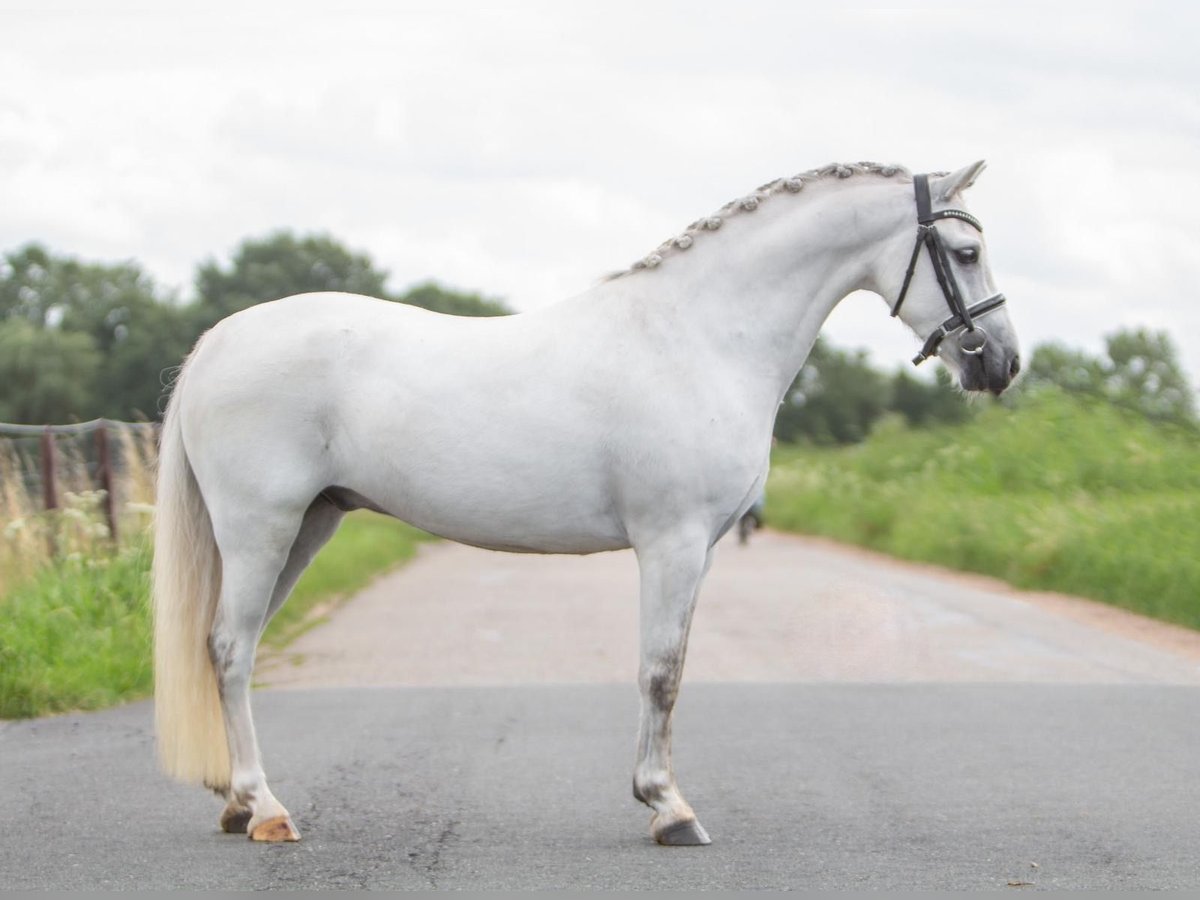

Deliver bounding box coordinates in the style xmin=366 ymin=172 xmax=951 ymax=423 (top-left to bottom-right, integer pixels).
xmin=194 ymin=231 xmax=391 ymax=323
xmin=92 ymin=301 xmax=197 ymax=420
xmin=0 ymin=244 xmax=60 ymax=325
xmin=194 ymin=232 xmax=512 ymax=326
xmin=774 ymin=338 xmax=888 ymax=444
xmin=1 ymin=234 xmax=512 ymax=425
xmin=0 ymin=318 xmax=101 ymax=423
xmin=1026 ymin=342 xmax=1105 ymax=395
xmin=1103 ymin=329 xmax=1195 ymax=424
xmin=1 ymin=244 xmax=168 ymax=343
xmin=0 ymin=243 xmax=189 ymax=422
xmin=888 ymin=367 xmax=972 ymax=428
xmin=398 ymin=280 xmax=510 ymax=317
xmin=1025 ymin=328 xmax=1195 ymax=426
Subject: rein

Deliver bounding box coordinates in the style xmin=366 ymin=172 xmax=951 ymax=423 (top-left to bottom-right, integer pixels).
xmin=891 ymin=173 xmax=1006 ymax=366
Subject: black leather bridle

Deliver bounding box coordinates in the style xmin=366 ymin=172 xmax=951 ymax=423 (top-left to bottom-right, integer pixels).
xmin=891 ymin=173 xmax=1007 ymax=366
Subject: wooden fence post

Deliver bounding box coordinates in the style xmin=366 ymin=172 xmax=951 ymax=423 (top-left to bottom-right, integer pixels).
xmin=95 ymin=422 xmax=119 ymax=544
xmin=41 ymin=427 xmax=59 ymax=557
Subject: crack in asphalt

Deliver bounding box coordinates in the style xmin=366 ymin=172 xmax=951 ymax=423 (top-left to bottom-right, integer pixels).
xmin=407 ymin=819 xmax=459 ymax=888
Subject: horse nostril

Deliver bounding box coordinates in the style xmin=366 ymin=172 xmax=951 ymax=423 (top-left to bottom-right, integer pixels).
xmin=1009 ymin=354 xmax=1021 ymax=378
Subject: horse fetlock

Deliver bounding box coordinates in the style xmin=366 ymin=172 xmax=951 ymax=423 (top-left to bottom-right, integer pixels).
xmin=205 ymin=778 xmax=232 ymax=798
xmin=632 ymin=778 xmax=654 ymax=806
xmin=633 ymin=769 xmax=679 ymax=810
xmin=632 ymin=775 xmax=651 ymax=805
xmin=229 ymin=777 xmax=261 ymax=807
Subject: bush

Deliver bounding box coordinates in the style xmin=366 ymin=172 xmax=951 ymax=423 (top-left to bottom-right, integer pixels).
xmin=767 ymin=389 xmax=1200 ymax=628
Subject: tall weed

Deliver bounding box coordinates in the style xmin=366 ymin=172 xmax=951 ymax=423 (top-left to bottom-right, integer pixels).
xmin=0 ymin=511 xmax=428 ymax=718
xmin=0 ymin=425 xmax=158 ymax=595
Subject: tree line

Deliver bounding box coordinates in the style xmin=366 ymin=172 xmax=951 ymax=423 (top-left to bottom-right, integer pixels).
xmin=0 ymin=233 xmax=508 ymax=423
xmin=782 ymin=327 xmax=1197 ymax=444
xmin=1 ymin=231 xmax=1194 ymax=437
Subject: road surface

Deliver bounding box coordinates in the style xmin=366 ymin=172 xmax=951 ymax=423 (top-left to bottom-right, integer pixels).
xmin=4 ymin=531 xmax=1200 ymax=890
xmin=258 ymin=530 xmax=1200 ymax=687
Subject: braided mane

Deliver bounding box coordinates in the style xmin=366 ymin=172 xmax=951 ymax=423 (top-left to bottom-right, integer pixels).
xmin=604 ymin=161 xmax=915 ymax=281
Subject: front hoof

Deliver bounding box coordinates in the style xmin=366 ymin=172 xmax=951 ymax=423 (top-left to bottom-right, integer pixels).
xmin=249 ymin=815 xmax=301 ymax=842
xmin=653 ymin=816 xmax=711 ymax=846
xmin=219 ymin=803 xmax=252 ymax=834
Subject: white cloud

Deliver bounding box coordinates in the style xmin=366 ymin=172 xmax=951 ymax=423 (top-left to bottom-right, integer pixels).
xmin=1 ymin=3 xmax=1198 ymax=380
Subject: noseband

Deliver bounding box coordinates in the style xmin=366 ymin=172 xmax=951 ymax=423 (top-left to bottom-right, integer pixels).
xmin=891 ymin=174 xmax=1007 ymax=366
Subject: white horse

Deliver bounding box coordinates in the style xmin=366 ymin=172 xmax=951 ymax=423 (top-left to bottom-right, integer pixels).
xmin=153 ymin=160 xmax=1019 ymax=846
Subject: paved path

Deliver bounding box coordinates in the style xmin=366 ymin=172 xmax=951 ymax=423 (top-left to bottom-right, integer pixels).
xmin=260 ymin=530 xmax=1200 ymax=687
xmin=5 ymin=685 xmax=1200 ymax=890
xmin=7 ymin=531 xmax=1200 ymax=889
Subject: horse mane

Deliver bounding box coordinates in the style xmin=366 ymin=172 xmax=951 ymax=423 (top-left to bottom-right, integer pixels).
xmin=603 ymin=161 xmax=918 ymax=282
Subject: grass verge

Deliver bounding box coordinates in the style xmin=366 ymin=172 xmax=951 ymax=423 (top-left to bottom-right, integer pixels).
xmin=767 ymin=389 xmax=1200 ymax=629
xmin=0 ymin=511 xmax=431 ymax=718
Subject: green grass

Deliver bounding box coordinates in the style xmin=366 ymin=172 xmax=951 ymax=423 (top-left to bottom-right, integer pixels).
xmin=0 ymin=542 xmax=155 ymax=719
xmin=0 ymin=511 xmax=431 ymax=718
xmin=767 ymin=389 xmax=1200 ymax=629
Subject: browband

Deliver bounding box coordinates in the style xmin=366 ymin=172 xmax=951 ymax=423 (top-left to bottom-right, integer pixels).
xmin=915 ymin=174 xmax=984 ymax=230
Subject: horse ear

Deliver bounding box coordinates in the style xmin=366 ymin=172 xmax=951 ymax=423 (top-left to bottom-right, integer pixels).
xmin=931 ymin=160 xmax=987 ymax=202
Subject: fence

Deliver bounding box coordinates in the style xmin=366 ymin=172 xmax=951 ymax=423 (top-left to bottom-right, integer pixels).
xmin=0 ymin=419 xmax=158 ymax=558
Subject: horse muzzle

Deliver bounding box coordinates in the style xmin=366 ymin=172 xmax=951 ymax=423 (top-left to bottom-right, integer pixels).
xmin=954 ymin=328 xmax=1020 ymax=395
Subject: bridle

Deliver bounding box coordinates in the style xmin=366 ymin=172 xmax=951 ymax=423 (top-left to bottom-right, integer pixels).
xmin=891 ymin=173 xmax=1007 ymax=366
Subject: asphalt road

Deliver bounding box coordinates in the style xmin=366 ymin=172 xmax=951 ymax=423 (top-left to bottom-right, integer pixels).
xmin=5 ymin=532 xmax=1200 ymax=890
xmin=5 ymin=684 xmax=1200 ymax=890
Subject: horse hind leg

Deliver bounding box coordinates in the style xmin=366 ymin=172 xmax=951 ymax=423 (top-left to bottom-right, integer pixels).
xmin=206 ymin=497 xmax=327 ymax=842
xmin=215 ymin=495 xmax=345 ymax=836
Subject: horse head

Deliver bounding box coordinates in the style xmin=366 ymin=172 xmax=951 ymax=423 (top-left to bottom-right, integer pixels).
xmin=881 ymin=161 xmax=1021 ymax=395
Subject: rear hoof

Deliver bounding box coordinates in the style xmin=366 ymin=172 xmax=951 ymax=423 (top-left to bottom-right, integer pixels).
xmin=653 ymin=816 xmax=711 ymax=846
xmin=219 ymin=804 xmax=252 ymax=834
xmin=249 ymin=815 xmax=301 ymax=842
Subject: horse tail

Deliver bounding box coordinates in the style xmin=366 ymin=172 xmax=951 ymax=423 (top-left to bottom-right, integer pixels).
xmin=152 ymin=342 xmax=231 ymax=792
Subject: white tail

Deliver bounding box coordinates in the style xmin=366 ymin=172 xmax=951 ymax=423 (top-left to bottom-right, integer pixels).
xmin=152 ymin=355 xmax=230 ymax=791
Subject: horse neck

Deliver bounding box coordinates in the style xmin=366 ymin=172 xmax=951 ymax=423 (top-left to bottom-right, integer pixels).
xmin=606 ymin=179 xmax=907 ymax=401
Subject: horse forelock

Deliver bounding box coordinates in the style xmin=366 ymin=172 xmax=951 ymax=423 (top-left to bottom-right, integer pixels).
xmin=603 ymin=161 xmax=920 ymax=283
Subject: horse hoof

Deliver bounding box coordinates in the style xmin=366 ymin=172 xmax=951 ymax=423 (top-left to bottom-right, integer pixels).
xmin=249 ymin=815 xmax=301 ymax=842
xmin=219 ymin=804 xmax=252 ymax=834
xmin=653 ymin=816 xmax=712 ymax=846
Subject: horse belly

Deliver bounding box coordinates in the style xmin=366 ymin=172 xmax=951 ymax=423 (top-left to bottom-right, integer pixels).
xmin=354 ymin=473 xmax=629 ymax=554
xmin=332 ymin=420 xmax=629 ymax=554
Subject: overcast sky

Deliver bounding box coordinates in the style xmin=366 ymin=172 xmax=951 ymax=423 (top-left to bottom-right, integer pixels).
xmin=2 ymin=3 xmax=1198 ymax=380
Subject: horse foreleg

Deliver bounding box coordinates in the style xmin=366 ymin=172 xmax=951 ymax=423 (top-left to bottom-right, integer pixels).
xmin=632 ymin=531 xmax=713 ymax=846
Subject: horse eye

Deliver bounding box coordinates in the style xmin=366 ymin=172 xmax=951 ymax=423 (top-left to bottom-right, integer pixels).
xmin=955 ymin=247 xmax=979 ymax=265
